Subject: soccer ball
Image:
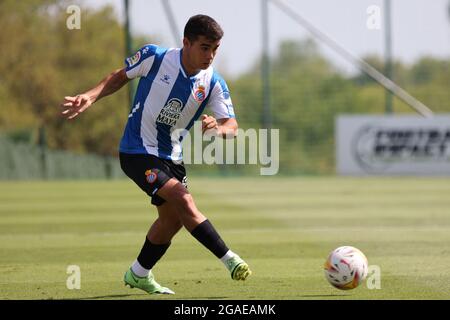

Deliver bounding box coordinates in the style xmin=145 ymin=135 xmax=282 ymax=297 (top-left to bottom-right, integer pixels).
xmin=324 ymin=246 xmax=368 ymax=290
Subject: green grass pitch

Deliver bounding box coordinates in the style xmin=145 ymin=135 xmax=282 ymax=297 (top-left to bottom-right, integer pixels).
xmin=1 ymin=177 xmax=450 ymax=300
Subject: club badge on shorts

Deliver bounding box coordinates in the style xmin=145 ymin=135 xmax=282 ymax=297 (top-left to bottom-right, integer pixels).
xmin=145 ymin=169 xmax=158 ymax=184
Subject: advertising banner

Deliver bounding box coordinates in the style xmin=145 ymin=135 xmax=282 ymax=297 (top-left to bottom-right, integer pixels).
xmin=336 ymin=115 xmax=450 ymax=175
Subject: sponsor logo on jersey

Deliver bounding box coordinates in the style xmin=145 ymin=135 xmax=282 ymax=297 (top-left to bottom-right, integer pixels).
xmin=156 ymin=98 xmax=183 ymax=126
xmin=194 ymin=85 xmax=206 ymax=102
xmin=160 ymin=74 xmax=171 ymax=85
xmin=127 ymin=51 xmax=141 ymax=67
xmin=145 ymin=169 xmax=158 ymax=184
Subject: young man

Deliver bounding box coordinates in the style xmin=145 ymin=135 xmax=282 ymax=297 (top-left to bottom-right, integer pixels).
xmin=61 ymin=15 xmax=251 ymax=295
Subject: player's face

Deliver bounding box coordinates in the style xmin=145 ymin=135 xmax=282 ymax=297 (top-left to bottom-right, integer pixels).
xmin=183 ymin=36 xmax=221 ymax=71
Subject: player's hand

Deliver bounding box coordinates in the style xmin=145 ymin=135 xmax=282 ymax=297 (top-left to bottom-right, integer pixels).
xmin=60 ymin=94 xmax=93 ymax=120
xmin=201 ymin=114 xmax=218 ymax=134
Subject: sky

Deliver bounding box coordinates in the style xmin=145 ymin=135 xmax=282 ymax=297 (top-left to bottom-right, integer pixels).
xmin=83 ymin=0 xmax=450 ymax=78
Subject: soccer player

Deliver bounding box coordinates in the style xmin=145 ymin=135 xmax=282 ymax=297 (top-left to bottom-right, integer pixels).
xmin=60 ymin=15 xmax=251 ymax=295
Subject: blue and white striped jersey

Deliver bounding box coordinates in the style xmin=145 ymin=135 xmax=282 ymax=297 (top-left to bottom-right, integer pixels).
xmin=119 ymin=44 xmax=235 ymax=161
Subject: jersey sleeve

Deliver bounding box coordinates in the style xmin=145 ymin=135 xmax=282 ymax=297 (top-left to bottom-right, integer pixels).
xmin=207 ymin=76 xmax=236 ymax=119
xmin=124 ymin=44 xmax=158 ymax=79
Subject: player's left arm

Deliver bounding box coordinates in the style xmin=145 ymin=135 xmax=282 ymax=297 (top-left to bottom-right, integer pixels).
xmin=201 ymin=115 xmax=238 ymax=138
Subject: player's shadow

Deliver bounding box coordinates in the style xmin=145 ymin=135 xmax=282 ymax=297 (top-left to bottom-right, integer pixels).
xmin=175 ymin=295 xmax=230 ymax=300
xmin=72 ymin=294 xmax=229 ymax=300
xmin=71 ymin=293 xmax=148 ymax=300
xmin=297 ymin=294 xmax=351 ymax=298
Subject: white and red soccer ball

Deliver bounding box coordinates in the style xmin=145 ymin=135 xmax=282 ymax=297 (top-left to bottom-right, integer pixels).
xmin=324 ymin=246 xmax=368 ymax=290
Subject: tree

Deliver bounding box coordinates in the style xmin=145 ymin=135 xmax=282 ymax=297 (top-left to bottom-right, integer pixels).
xmin=230 ymin=39 xmax=450 ymax=173
xmin=0 ymin=1 xmax=154 ymax=156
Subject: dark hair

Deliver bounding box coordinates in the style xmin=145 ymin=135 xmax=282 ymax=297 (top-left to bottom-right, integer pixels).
xmin=184 ymin=14 xmax=224 ymax=42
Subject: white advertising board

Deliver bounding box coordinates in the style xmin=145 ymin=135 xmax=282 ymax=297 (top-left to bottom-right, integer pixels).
xmin=336 ymin=115 xmax=450 ymax=175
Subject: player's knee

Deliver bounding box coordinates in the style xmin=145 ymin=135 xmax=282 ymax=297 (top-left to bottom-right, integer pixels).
xmin=176 ymin=193 xmax=194 ymax=211
xmin=171 ymin=192 xmax=198 ymax=218
xmin=159 ymin=181 xmax=198 ymax=218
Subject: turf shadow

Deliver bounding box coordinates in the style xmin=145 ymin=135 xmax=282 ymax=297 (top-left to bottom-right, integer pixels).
xmin=71 ymin=293 xmax=148 ymax=300
xmin=296 ymin=294 xmax=351 ymax=298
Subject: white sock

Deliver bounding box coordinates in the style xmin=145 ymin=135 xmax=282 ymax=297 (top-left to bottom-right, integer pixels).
xmin=131 ymin=260 xmax=150 ymax=278
xmin=220 ymin=250 xmax=236 ymax=267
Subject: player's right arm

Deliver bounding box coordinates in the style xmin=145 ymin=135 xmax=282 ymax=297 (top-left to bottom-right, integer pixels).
xmin=61 ymin=68 xmax=129 ymax=120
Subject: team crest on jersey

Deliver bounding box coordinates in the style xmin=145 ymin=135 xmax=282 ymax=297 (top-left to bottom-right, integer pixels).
xmin=127 ymin=51 xmax=141 ymax=67
xmin=194 ymin=85 xmax=206 ymax=102
xmin=145 ymin=169 xmax=158 ymax=184
xmin=156 ymin=98 xmax=183 ymax=126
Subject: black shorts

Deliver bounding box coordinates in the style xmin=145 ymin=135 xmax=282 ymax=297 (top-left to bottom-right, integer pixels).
xmin=119 ymin=153 xmax=187 ymax=206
